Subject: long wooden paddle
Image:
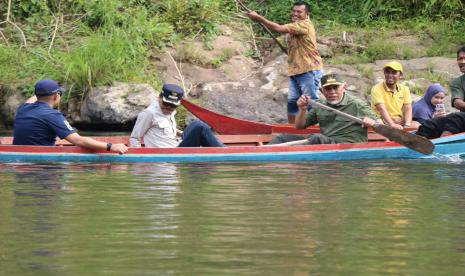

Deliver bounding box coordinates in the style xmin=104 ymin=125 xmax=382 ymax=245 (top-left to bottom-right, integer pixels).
xmin=236 ymin=0 xmax=288 ymax=55
xmin=269 ymin=101 xmax=435 ymax=155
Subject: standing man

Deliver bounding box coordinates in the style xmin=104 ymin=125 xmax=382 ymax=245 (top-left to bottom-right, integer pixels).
xmin=246 ymin=1 xmax=323 ymax=123
xmin=450 ymin=46 xmax=465 ymax=111
xmin=129 ymin=84 xmax=225 ymax=148
xmin=13 ymin=79 xmax=128 ymax=154
xmin=370 ymin=61 xmax=418 ymax=130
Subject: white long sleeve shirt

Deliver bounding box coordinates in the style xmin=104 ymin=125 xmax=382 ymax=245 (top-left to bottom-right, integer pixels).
xmin=129 ymin=101 xmax=180 ymax=148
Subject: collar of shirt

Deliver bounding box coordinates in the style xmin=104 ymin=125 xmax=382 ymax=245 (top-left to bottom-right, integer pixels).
xmin=383 ymin=82 xmax=399 ymax=93
xmin=152 ymin=101 xmax=176 ymax=119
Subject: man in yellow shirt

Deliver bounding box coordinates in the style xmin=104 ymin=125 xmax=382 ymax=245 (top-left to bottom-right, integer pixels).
xmin=370 ymin=61 xmax=419 ymax=129
xmin=246 ymin=1 xmax=323 ymax=123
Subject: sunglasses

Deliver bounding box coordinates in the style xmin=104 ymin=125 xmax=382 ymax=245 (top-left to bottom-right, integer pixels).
xmin=162 ymin=101 xmax=178 ymax=109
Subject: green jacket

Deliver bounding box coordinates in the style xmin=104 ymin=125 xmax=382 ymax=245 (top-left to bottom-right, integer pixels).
xmin=451 ymin=74 xmax=465 ymax=107
xmin=305 ymin=92 xmax=379 ymax=143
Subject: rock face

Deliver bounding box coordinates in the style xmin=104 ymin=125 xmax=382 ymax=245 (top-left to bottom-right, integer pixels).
xmin=186 ymin=56 xmax=461 ymax=123
xmin=0 ymin=85 xmax=24 ymax=129
xmin=77 ymin=83 xmax=158 ymax=130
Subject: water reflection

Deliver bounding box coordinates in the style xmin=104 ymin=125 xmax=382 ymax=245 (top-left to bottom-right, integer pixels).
xmin=1 ymin=164 xmax=68 ymax=273
xmin=1 ymin=161 xmax=465 ymax=275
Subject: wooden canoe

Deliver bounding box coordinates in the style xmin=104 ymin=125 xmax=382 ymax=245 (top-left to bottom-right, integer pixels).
xmin=181 ymin=99 xmax=318 ymax=135
xmin=0 ymin=133 xmax=463 ymax=163
xmin=181 ymin=99 xmax=416 ymax=135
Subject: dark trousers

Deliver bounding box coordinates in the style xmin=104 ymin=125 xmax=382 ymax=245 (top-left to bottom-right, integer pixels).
xmin=268 ymin=133 xmax=337 ymax=145
xmin=178 ymin=119 xmax=225 ymax=147
xmin=416 ymin=112 xmax=465 ymax=139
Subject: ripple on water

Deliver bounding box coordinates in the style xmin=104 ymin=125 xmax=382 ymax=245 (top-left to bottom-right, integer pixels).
xmin=430 ymin=153 xmax=465 ymax=164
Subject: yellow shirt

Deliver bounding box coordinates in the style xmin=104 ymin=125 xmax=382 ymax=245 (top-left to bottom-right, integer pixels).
xmin=371 ymin=82 xmax=412 ymax=120
xmin=284 ymin=18 xmax=323 ymax=76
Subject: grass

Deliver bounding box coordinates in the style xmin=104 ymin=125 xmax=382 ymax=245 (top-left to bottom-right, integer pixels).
xmin=320 ymin=18 xmax=464 ymax=66
xmin=176 ymin=44 xmax=235 ymax=68
xmin=211 ymin=48 xmax=235 ymax=68
xmin=355 ymin=64 xmax=375 ymax=79
xmin=59 ymin=31 xmax=148 ymax=97
xmin=176 ymin=43 xmax=208 ymax=66
xmin=1 ymin=0 xmax=464 ymax=108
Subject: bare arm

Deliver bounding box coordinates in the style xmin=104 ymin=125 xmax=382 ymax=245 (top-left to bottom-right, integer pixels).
xmin=441 ymin=131 xmax=453 ymax=137
xmin=295 ymin=96 xmax=310 ymax=129
xmin=453 ymin=98 xmax=465 ymax=111
xmin=246 ymin=11 xmax=288 ymax=33
xmin=402 ymin=103 xmax=413 ymax=126
xmin=65 ymin=133 xmax=128 ymax=154
xmin=374 ymin=103 xmax=403 ymax=130
xmin=25 ymin=95 xmax=37 ymax=104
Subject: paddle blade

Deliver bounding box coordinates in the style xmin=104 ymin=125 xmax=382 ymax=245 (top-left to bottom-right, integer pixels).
xmin=373 ymin=124 xmax=434 ymax=155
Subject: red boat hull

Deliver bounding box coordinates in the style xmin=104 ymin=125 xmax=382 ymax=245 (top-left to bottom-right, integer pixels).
xmin=181 ymin=99 xmax=319 ymax=135
xmin=181 ymin=99 xmax=416 ymax=135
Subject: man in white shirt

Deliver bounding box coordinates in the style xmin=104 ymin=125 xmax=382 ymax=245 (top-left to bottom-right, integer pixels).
xmin=129 ymin=84 xmax=224 ymax=148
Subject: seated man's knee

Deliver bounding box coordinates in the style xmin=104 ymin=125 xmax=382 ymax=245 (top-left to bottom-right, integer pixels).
xmin=307 ymin=133 xmax=333 ymax=144
xmin=269 ymin=134 xmax=306 ymax=145
xmin=191 ymin=119 xmax=208 ymax=129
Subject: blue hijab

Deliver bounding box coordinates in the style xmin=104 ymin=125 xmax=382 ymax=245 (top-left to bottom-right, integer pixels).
xmin=412 ymin=84 xmax=446 ymax=123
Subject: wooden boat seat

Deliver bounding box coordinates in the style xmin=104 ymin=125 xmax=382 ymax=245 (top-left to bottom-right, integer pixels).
xmin=367 ymin=132 xmax=389 ymax=142
xmin=218 ymin=134 xmax=274 ymax=146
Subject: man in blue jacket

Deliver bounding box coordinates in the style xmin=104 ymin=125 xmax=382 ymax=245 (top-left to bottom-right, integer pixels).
xmin=13 ymin=79 xmax=128 ymax=153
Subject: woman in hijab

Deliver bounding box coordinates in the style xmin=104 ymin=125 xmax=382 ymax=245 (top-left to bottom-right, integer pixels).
xmin=412 ymin=84 xmax=447 ymax=125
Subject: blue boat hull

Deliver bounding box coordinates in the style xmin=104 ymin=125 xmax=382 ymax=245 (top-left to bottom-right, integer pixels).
xmin=1 ymin=134 xmax=464 ymax=163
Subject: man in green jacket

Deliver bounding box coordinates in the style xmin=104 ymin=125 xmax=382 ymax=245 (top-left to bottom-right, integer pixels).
xmin=295 ymin=74 xmax=380 ymax=144
xmin=450 ymin=46 xmax=465 ymax=111
xmin=270 ymin=74 xmax=380 ymax=145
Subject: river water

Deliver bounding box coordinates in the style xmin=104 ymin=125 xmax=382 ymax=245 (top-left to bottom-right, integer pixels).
xmin=1 ymin=160 xmax=465 ymax=275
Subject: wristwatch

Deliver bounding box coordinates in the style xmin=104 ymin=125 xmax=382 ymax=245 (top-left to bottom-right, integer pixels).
xmin=106 ymin=143 xmax=112 ymax=151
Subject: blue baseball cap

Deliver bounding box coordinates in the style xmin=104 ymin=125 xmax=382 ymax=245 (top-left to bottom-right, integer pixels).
xmin=162 ymin=84 xmax=184 ymax=106
xmin=34 ymin=79 xmax=65 ymax=96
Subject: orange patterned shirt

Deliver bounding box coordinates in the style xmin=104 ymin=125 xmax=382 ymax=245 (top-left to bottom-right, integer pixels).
xmin=284 ymin=18 xmax=323 ymax=76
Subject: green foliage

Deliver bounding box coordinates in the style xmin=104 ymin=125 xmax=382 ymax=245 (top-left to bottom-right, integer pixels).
xmin=81 ymin=0 xmax=125 ymax=30
xmin=176 ymin=43 xmax=208 ymax=66
xmin=355 ymin=65 xmax=375 ymax=79
xmin=1 ymin=0 xmax=174 ymax=99
xmin=175 ymin=106 xmax=189 ymax=130
xmin=365 ymin=40 xmax=398 ymax=61
xmin=1 ymin=0 xmax=464 ymax=104
xmin=123 ymin=7 xmax=173 ymax=48
xmin=240 ymin=0 xmax=463 ymax=44
xmin=211 ymin=48 xmax=234 ymax=68
xmin=310 ymin=0 xmax=464 ymax=25
xmin=242 ymin=0 xmax=294 ymax=24
xmin=160 ymin=0 xmax=221 ymax=35
xmin=0 ymin=0 xmax=83 ymax=21
xmin=0 ymin=0 xmax=229 ymax=99
xmin=58 ymin=31 xmax=147 ymax=97
xmin=0 ymin=46 xmax=22 ymax=83
xmin=409 ymin=19 xmax=465 ymax=56
xmin=0 ymin=45 xmax=59 ymax=94
xmin=328 ymin=54 xmax=370 ymax=65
